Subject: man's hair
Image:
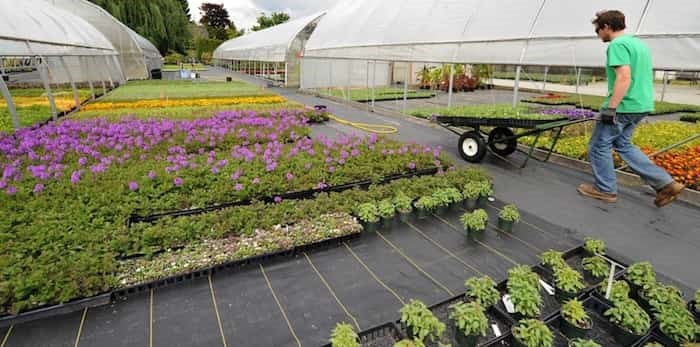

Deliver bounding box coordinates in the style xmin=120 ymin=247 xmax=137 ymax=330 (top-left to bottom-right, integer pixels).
xmin=592 ymin=10 xmax=626 ymax=31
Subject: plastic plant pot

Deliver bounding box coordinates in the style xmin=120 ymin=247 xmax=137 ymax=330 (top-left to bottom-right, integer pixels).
xmin=454 ymin=329 xmax=478 ymax=347
xmin=362 ymin=220 xmax=380 ymax=233
xmin=498 ymin=217 xmax=514 ymax=232
xmin=467 ymin=227 xmax=486 ymax=239
xmin=450 ymin=201 xmax=463 ymax=213
xmin=416 ymin=207 xmax=430 ymax=220
xmin=555 ymin=288 xmax=579 ymax=303
xmin=436 ymin=205 xmax=448 ymax=216
xmin=559 ymin=316 xmax=592 ymax=340
xmin=398 ymin=211 xmax=412 ymax=224
xmin=583 ymin=271 xmax=605 ymax=286
xmin=463 ymin=198 xmax=478 ymax=211
xmin=477 ymin=196 xmax=488 ymax=208
xmin=381 ymin=216 xmax=396 ymax=229
xmin=610 ymin=321 xmax=646 ymax=347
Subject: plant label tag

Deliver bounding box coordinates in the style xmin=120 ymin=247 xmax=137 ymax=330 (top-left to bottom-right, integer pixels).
xmin=539 ymin=279 xmax=555 ymax=296
xmin=502 ymin=294 xmax=515 ymax=313
xmin=492 ymin=324 xmax=502 ymax=337
xmin=488 ymin=197 xmax=495 ymax=202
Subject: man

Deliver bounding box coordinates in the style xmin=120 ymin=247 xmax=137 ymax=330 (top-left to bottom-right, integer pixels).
xmin=577 ymin=10 xmax=685 ymax=207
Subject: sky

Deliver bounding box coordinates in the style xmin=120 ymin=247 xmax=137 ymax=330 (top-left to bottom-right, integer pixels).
xmin=186 ymin=0 xmax=340 ymax=31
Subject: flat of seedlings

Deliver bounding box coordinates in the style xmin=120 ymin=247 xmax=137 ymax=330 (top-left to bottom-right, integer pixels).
xmin=546 ymin=296 xmax=625 ymax=347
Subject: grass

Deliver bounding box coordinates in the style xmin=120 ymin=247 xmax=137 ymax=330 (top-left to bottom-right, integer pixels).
xmin=523 ymin=93 xmax=700 ymax=115
xmin=100 ymin=80 xmax=272 ymax=101
xmin=492 ymin=71 xmax=596 ymax=85
xmin=325 ymin=87 xmax=435 ymax=102
xmin=1 ymin=89 xmax=94 ymax=133
xmin=680 ymin=114 xmax=700 ymax=123
xmin=162 ymin=64 xmax=209 ymax=72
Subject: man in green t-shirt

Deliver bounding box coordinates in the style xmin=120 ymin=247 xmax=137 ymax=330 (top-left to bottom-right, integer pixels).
xmin=577 ymin=10 xmax=684 ymax=207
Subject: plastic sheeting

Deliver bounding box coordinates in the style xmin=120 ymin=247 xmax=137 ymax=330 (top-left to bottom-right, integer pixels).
xmin=124 ymin=26 xmax=164 ymax=74
xmin=45 ymin=0 xmax=162 ymax=80
xmin=214 ymin=12 xmax=326 ymax=62
xmin=0 ymin=0 xmax=116 ymax=57
xmin=304 ymin=0 xmax=700 ymax=70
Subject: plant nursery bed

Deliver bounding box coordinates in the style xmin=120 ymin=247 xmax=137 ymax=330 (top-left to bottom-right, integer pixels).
xmin=321 ymin=322 xmax=405 ymax=347
xmin=129 ymin=166 xmax=443 ymax=224
xmin=494 ymin=266 xmax=562 ymax=322
xmin=398 ymin=294 xmax=516 ymax=347
xmin=0 ymin=293 xmax=111 ymax=329
xmin=434 ymin=115 xmax=566 ymax=129
xmin=558 ymin=246 xmax=628 ymax=290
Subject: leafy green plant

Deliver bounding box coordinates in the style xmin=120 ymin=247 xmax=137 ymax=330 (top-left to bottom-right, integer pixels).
xmin=465 ymin=276 xmax=499 ymax=308
xmin=512 ymin=319 xmax=554 ymax=347
xmin=460 ymin=209 xmax=488 ymax=231
xmin=432 ymin=189 xmax=456 ymax=207
xmin=414 ymin=196 xmax=439 ymax=211
xmin=562 ymin=299 xmax=591 ymax=328
xmin=442 ymin=187 xmax=464 ymax=204
xmin=583 ymin=238 xmax=606 ymax=255
xmin=695 ymin=289 xmax=699 ymax=312
xmin=498 ymin=204 xmax=520 ymax=223
xmin=626 ymin=262 xmax=656 ymax=288
xmin=449 ymin=302 xmax=488 ymax=337
xmin=462 ymin=181 xmax=482 ymax=200
xmin=355 ymin=202 xmax=380 ymax=223
xmin=582 ymin=256 xmax=610 ymax=278
xmin=597 ymin=280 xmax=631 ymax=303
xmin=400 ymin=299 xmax=445 ymax=343
xmin=378 ymin=199 xmax=396 ymax=219
xmin=604 ymin=298 xmax=651 ymax=335
xmin=554 ymin=266 xmax=585 ymax=295
xmin=654 ymin=306 xmax=698 ymax=344
xmin=393 ymin=191 xmax=413 ymax=214
xmin=330 ymin=323 xmax=359 ymax=347
xmin=640 ymin=282 xmax=685 ymax=312
xmin=643 ymin=343 xmax=663 ymax=347
xmin=507 ymin=266 xmax=542 ymax=318
xmin=540 ymin=250 xmax=566 ymax=270
xmin=568 ymin=338 xmax=601 ymax=347
xmin=477 ymin=181 xmax=493 ymax=198
xmin=393 ymin=340 xmax=418 ymax=347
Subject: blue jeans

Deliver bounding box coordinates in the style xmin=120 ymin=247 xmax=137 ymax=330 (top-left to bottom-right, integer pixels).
xmin=588 ymin=113 xmax=673 ymax=194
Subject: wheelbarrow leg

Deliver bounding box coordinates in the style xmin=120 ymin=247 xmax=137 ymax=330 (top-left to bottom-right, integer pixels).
xmin=521 ymin=131 xmax=543 ymax=168
xmin=543 ymin=126 xmax=564 ymax=162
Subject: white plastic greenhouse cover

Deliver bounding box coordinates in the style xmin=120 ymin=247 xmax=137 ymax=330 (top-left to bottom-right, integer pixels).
xmin=45 ymin=0 xmax=162 ymax=79
xmin=0 ymin=0 xmax=116 ymax=57
xmin=214 ymin=12 xmax=326 ymax=62
xmin=304 ymin=0 xmax=700 ymax=71
xmin=124 ymin=25 xmax=164 ymax=73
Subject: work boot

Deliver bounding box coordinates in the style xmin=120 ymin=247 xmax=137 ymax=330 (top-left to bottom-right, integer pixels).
xmin=577 ymin=183 xmax=618 ymax=203
xmin=654 ymin=181 xmax=685 ymax=208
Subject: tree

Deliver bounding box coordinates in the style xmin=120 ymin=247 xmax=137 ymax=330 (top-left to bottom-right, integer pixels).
xmin=199 ymin=3 xmax=232 ymax=41
xmin=251 ymin=12 xmax=290 ymax=31
xmin=178 ymin=0 xmax=191 ymax=21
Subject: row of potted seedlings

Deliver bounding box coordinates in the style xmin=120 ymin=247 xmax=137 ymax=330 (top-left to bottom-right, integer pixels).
xmin=354 ymin=179 xmax=495 ymax=232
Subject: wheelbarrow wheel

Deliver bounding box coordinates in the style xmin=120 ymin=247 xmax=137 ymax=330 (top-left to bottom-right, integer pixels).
xmin=488 ymin=127 xmax=517 ymax=156
xmin=458 ymin=131 xmax=487 ymax=163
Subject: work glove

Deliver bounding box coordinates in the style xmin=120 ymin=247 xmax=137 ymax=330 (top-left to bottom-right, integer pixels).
xmin=600 ymin=107 xmax=616 ymax=125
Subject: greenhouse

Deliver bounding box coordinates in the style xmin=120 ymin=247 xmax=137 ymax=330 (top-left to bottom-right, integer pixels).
xmin=213 ymin=12 xmax=326 ymax=87
xmin=1 ymin=0 xmax=699 ymax=346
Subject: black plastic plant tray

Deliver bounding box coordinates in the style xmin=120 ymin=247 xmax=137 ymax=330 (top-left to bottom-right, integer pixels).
xmin=434 ymin=116 xmax=566 ymax=129
xmin=690 ymin=300 xmax=700 ymax=321
xmin=320 ymin=322 xmax=404 ymax=347
xmin=648 ymin=327 xmax=696 ymax=347
xmin=0 ymin=293 xmax=111 ymax=329
xmin=129 ymin=166 xmax=442 ymax=225
xmin=113 ymin=231 xmax=361 ymax=299
xmin=631 ymin=333 xmax=667 ymax=347
xmin=494 ymin=266 xmax=562 ymax=322
xmin=482 ymin=316 xmax=569 ymax=347
xmin=395 ymin=294 xmax=515 ymax=347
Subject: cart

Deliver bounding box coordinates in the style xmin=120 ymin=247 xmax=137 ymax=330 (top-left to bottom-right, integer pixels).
xmin=434 ymin=115 xmax=594 ymax=168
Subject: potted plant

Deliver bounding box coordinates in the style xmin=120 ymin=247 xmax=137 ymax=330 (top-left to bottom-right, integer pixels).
xmin=460 ymin=209 xmax=488 ymax=236
xmin=604 ymin=298 xmax=651 ymax=346
xmin=414 ymin=196 xmax=438 ymax=220
xmin=692 ymin=289 xmax=699 ymax=320
xmin=568 ymin=338 xmax=601 ymax=347
xmin=582 ymin=256 xmax=610 ymax=284
xmin=507 ymin=266 xmax=542 ymax=319
xmin=560 ymin=299 xmax=592 ymax=339
xmin=583 ymin=238 xmax=606 ymax=256
xmin=625 ymin=262 xmax=656 ymax=296
xmin=399 ymin=299 xmax=445 ymax=344
xmin=432 ymin=189 xmax=453 ymax=215
xmin=655 ymin=305 xmax=698 ymax=346
xmin=356 ymin=202 xmax=380 ymax=233
xmin=596 ymin=280 xmax=631 ymax=303
xmin=393 ymin=191 xmax=414 ymax=223
xmin=462 ymin=181 xmax=481 ymax=210
xmin=540 ymin=250 xmax=566 ymax=272
xmin=638 ymin=282 xmax=685 ymax=314
xmin=477 ymin=181 xmax=493 ymax=207
xmin=553 ymin=266 xmax=586 ymax=302
xmin=443 ymin=187 xmax=464 ymax=212
xmin=449 ymin=302 xmax=488 ymax=347
xmin=378 ymin=199 xmax=396 ymax=228
xmin=330 ymin=322 xmax=359 ymax=347
xmin=465 ymin=276 xmax=500 ymax=308
xmin=511 ymin=319 xmax=553 ymax=347
xmin=498 ymin=204 xmax=520 ymax=232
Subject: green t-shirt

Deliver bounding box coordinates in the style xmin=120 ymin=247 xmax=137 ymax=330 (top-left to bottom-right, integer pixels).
xmin=603 ymin=34 xmax=655 ymax=113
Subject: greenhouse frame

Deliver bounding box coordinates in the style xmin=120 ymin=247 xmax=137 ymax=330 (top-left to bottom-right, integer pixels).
xmin=213 ymin=12 xmax=326 ymax=88
xmin=299 ymin=0 xmax=700 ymax=108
